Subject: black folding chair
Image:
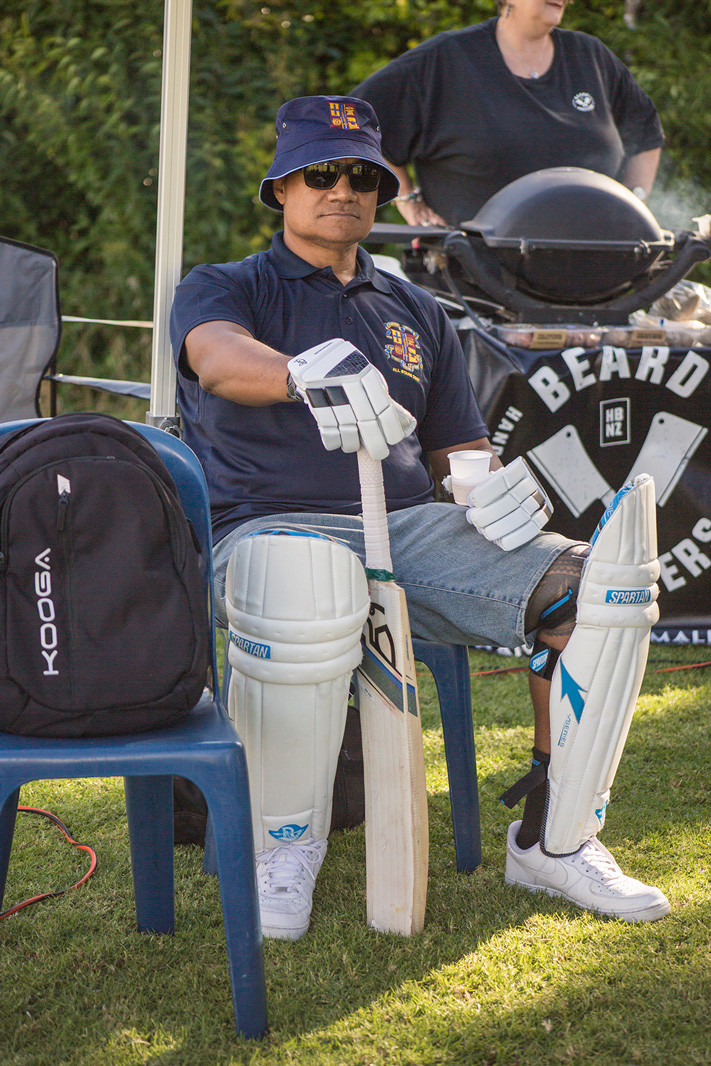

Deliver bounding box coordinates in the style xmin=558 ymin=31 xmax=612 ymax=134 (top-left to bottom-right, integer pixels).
xmin=0 ymin=235 xmax=150 ymax=423
xmin=0 ymin=236 xmax=61 ymax=421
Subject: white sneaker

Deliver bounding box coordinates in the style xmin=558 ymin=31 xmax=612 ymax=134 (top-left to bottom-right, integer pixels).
xmin=255 ymin=838 xmax=327 ymax=940
xmin=505 ymin=820 xmax=670 ymax=922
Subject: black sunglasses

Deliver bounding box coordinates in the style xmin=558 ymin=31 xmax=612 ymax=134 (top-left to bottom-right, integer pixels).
xmin=302 ymin=161 xmax=381 ymax=193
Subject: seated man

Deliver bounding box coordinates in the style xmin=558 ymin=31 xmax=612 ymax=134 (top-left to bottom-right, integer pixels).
xmin=170 ymin=95 xmax=669 ymax=939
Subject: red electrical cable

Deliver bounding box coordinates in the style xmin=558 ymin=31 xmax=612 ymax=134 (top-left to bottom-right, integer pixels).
xmin=652 ymin=660 xmax=711 ymax=673
xmin=0 ymin=807 xmax=97 ymax=920
xmin=469 ymin=664 xmax=528 ymax=677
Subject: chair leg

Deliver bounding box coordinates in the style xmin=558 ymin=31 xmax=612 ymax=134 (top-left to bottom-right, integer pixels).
xmin=203 ymin=814 xmax=217 ymax=876
xmin=0 ymin=788 xmax=20 ymax=909
xmin=199 ymin=759 xmax=267 ymax=1038
xmin=412 ymin=641 xmax=482 ymax=873
xmin=124 ymin=775 xmax=175 ymax=934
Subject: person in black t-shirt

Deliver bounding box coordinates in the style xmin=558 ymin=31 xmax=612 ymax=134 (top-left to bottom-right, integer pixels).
xmin=352 ymin=0 xmax=664 ymax=226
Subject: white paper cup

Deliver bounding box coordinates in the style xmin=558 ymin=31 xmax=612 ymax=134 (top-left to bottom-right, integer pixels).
xmin=447 ymin=450 xmax=491 ymax=505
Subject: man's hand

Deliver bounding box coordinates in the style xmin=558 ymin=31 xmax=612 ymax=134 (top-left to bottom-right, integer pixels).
xmin=465 ymin=456 xmax=553 ymax=551
xmin=287 ymin=338 xmax=416 ymax=461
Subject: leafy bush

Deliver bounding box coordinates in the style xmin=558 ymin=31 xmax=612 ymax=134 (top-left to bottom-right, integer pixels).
xmin=0 ymin=2 xmax=709 ymax=389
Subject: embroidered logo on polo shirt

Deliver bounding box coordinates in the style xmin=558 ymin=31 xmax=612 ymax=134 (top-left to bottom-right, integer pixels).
xmin=572 ymin=92 xmax=595 ymax=112
xmin=329 ymin=101 xmax=360 ymax=130
xmin=384 ymin=321 xmax=423 ymax=381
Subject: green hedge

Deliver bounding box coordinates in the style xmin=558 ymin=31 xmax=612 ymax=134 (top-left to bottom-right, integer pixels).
xmin=1 ymin=1 xmax=709 ymax=387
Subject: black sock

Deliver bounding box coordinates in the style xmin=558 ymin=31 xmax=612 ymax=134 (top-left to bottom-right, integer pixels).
xmin=515 ymin=748 xmax=550 ymax=850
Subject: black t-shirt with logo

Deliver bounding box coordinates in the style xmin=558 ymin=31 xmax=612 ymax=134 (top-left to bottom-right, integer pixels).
xmin=353 ymin=18 xmax=664 ymax=225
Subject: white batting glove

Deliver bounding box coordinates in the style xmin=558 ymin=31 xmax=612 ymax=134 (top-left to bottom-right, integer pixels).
xmin=287 ymin=338 xmax=416 ymax=462
xmin=465 ymin=456 xmax=553 ymax=551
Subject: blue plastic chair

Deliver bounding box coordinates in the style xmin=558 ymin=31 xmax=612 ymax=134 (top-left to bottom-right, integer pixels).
xmin=0 ymin=419 xmax=267 ymax=1039
xmin=219 ymin=631 xmax=481 ymax=875
xmin=411 ymin=640 xmax=482 ymax=873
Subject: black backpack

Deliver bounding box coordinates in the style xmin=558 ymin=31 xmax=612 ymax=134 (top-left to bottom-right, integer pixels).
xmin=0 ymin=413 xmax=209 ymax=737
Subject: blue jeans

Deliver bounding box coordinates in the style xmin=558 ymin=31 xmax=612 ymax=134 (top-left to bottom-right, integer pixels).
xmin=212 ymin=503 xmax=579 ymax=648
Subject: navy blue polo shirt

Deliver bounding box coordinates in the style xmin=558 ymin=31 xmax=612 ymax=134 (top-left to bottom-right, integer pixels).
xmin=170 ymin=233 xmax=488 ymax=544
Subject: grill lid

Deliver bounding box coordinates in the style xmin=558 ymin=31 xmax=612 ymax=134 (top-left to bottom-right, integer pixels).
xmin=460 ymin=168 xmax=675 ymax=303
xmin=465 ymin=167 xmax=672 ymax=251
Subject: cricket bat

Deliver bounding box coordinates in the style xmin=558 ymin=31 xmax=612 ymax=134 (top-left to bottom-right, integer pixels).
xmin=355 ymin=447 xmax=429 ymax=935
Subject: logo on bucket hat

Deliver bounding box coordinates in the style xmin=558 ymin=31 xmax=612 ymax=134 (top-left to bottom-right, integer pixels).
xmin=328 ymin=100 xmax=361 ymax=130
xmin=259 ymin=95 xmax=400 ymax=211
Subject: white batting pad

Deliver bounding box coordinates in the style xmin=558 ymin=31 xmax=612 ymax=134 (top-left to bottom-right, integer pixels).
xmin=226 ymin=529 xmax=370 ymax=851
xmin=543 ymin=474 xmax=660 ymax=856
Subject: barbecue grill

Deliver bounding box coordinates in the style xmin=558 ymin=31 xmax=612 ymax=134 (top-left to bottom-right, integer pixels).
xmin=368 ymin=167 xmax=711 ymax=325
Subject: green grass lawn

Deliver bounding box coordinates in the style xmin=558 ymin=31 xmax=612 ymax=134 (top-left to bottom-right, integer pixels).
xmin=1 ymin=646 xmax=709 ymax=1066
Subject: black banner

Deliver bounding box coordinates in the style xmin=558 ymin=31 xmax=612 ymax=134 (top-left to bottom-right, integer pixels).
xmin=466 ymin=333 xmax=711 ymax=630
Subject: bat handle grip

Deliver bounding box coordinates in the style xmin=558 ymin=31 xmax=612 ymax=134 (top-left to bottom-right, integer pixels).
xmin=357 ymin=448 xmax=393 ymax=574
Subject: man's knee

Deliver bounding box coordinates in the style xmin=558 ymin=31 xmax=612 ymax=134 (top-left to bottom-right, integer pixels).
xmin=525 ymin=544 xmax=590 ymax=645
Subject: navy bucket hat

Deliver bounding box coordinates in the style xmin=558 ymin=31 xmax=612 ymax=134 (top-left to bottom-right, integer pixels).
xmin=259 ymin=95 xmax=400 ymax=211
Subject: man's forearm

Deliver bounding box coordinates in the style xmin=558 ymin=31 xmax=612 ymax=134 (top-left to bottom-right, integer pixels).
xmin=184 ymin=321 xmax=292 ymax=406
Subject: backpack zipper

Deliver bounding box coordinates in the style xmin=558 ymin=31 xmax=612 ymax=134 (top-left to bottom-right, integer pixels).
xmin=57 ymin=473 xmax=71 ymax=531
xmin=1 ymin=466 xmax=80 ymax=562
xmin=57 ymin=492 xmax=70 ymax=531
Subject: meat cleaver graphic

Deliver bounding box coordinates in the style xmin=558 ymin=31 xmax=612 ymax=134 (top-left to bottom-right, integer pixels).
xmin=527 ymin=425 xmax=615 ymax=518
xmin=625 ymin=411 xmax=707 ymax=506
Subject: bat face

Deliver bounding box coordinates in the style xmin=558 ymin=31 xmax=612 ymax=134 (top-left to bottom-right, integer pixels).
xmin=357 ymin=577 xmax=429 ymax=935
xmin=359 ymin=595 xmax=418 ymax=717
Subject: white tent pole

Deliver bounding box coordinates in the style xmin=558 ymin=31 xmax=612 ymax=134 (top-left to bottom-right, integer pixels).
xmin=147 ymin=0 xmax=193 ymax=426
